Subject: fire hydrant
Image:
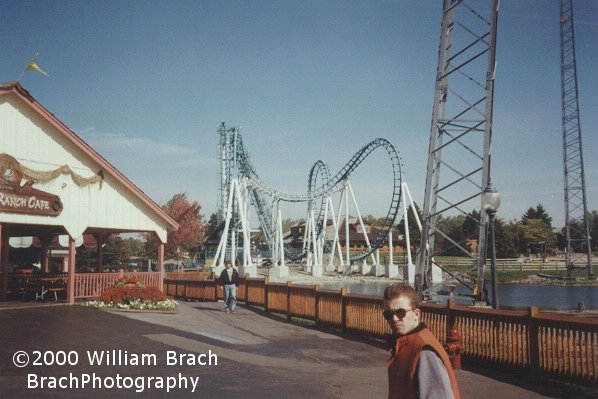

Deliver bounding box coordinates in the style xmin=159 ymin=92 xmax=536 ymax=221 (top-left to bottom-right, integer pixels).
xmin=444 ymin=327 xmax=463 ymax=370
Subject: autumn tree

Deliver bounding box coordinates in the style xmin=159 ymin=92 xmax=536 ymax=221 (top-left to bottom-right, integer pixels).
xmin=144 ymin=193 xmax=206 ymax=260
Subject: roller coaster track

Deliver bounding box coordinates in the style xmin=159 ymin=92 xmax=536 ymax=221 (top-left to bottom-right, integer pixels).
xmin=307 ymin=160 xmax=331 ymax=240
xmin=227 ymin=134 xmax=403 ymax=261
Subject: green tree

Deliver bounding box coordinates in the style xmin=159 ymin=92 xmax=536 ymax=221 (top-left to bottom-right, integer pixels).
xmin=462 ymin=209 xmax=481 ymax=240
xmin=435 ymin=214 xmax=468 ymax=256
xmin=363 ymin=214 xmax=377 ymax=225
xmin=124 ymin=237 xmax=145 ymax=257
xmin=103 ymin=235 xmax=133 ymax=267
xmin=520 ymin=218 xmax=555 ymax=257
xmin=522 ymin=204 xmax=553 ymax=229
xmin=556 ymin=217 xmax=591 ymax=252
xmin=493 ymin=219 xmax=518 ymax=258
xmin=589 ymin=211 xmax=598 ymax=251
xmin=207 ymin=212 xmax=218 ymax=236
xmin=75 ymin=246 xmax=97 ymax=272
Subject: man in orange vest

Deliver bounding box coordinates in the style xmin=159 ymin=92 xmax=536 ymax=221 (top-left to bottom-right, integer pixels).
xmin=383 ymin=283 xmax=460 ymax=399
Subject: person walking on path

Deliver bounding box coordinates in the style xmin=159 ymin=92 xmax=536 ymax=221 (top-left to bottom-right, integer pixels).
xmin=219 ymin=260 xmax=239 ymax=313
xmin=383 ymin=283 xmax=460 ymax=399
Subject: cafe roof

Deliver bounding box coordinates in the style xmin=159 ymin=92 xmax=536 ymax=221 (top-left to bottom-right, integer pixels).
xmin=0 ymin=82 xmax=178 ymax=242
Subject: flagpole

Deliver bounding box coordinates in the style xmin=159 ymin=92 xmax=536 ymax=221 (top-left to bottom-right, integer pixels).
xmin=15 ymin=68 xmax=26 ymax=83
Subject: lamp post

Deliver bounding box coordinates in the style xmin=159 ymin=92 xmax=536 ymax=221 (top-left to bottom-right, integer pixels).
xmin=175 ymin=247 xmax=182 ymax=273
xmin=482 ymin=183 xmax=501 ymax=309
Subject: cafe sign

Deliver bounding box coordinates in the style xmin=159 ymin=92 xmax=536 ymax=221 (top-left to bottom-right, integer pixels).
xmin=0 ymin=154 xmax=63 ymax=217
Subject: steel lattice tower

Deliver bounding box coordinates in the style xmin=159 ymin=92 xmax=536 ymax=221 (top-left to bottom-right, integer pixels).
xmin=415 ymin=0 xmax=500 ymax=299
xmin=559 ymin=0 xmax=593 ymax=278
xmin=218 ymin=122 xmax=231 ymax=225
xmin=217 ymin=122 xmax=240 ymax=261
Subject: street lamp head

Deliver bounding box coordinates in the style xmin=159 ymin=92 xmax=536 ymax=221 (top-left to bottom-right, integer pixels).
xmin=481 ymin=182 xmax=501 ymax=214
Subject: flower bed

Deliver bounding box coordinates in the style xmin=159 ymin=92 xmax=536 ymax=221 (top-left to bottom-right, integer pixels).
xmin=86 ymin=276 xmax=177 ymax=311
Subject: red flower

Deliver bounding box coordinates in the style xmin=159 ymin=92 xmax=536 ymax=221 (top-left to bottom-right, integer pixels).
xmin=99 ymin=285 xmax=166 ymax=304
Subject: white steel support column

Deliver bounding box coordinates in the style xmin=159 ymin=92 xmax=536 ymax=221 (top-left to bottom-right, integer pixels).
xmin=304 ymin=211 xmax=313 ymax=271
xmin=318 ymin=196 xmax=330 ymax=271
xmin=269 ymin=206 xmax=289 ymax=279
xmin=403 ymin=182 xmax=441 ymax=284
xmin=344 ymin=182 xmax=351 ymax=272
xmin=385 ymin=229 xmax=398 ymax=278
xmin=270 ymin=200 xmax=279 ymax=269
xmin=213 ymin=178 xmax=258 ymax=277
xmin=347 ymin=182 xmax=377 ymax=268
xmin=213 ymin=178 xmax=238 ymax=276
xmin=277 ymin=208 xmax=285 ymax=267
xmin=331 ymin=189 xmax=347 ymax=271
xmin=403 ymin=183 xmax=415 ymax=283
xmin=302 ymin=208 xmax=310 ymax=253
xmin=242 ymin=182 xmax=252 ymax=267
xmin=326 ymin=197 xmax=342 ymax=272
xmin=235 ymin=180 xmax=256 ymax=277
xmin=309 ymin=209 xmax=322 ymax=277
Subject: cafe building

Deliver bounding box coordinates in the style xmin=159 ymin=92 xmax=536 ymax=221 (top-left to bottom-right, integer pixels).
xmin=0 ymin=82 xmax=178 ymax=303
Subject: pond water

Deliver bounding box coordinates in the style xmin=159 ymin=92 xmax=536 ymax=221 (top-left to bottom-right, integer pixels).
xmin=320 ymin=281 xmax=598 ymax=310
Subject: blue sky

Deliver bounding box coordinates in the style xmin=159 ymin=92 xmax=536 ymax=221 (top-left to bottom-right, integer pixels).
xmin=1 ymin=1 xmax=596 ymax=227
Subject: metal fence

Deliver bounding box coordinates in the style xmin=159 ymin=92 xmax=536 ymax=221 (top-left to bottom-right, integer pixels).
xmin=439 ymin=257 xmax=598 ymax=272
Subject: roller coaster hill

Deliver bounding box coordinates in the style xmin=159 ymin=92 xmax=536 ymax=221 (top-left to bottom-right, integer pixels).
xmin=209 ymin=122 xmax=442 ymax=286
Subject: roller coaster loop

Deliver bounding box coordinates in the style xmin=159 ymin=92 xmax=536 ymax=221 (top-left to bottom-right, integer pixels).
xmin=217 ymin=133 xmax=403 ymax=264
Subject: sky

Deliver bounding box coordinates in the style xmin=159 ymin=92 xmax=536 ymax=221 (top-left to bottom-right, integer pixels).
xmin=1 ymin=0 xmax=597 ymax=228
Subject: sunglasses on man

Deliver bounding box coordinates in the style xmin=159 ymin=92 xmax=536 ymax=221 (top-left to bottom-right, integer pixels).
xmin=382 ymin=308 xmax=413 ymax=321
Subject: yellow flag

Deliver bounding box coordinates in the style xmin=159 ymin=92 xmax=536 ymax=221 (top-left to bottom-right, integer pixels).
xmin=26 ymin=61 xmax=49 ymax=77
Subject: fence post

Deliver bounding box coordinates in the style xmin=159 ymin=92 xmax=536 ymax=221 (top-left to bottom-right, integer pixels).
xmin=314 ymin=284 xmax=320 ymax=325
xmin=211 ymin=278 xmax=217 ymax=302
xmin=341 ymin=287 xmax=348 ymax=332
xmin=286 ymin=281 xmax=293 ymax=320
xmin=264 ymin=277 xmax=269 ymax=313
xmin=527 ymin=306 xmax=540 ymax=378
xmin=244 ymin=274 xmax=250 ymax=305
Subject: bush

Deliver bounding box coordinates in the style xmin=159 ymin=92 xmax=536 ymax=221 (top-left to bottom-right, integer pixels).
xmin=87 ymin=275 xmax=176 ymax=311
xmin=112 ymin=275 xmax=146 ymax=289
xmin=99 ymin=285 xmax=166 ymax=304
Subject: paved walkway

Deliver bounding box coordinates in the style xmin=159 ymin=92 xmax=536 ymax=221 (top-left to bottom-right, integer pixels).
xmin=0 ymin=300 xmax=587 ymax=398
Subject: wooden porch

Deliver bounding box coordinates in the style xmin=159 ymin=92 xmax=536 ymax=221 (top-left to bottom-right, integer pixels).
xmin=6 ymin=270 xmax=162 ymax=302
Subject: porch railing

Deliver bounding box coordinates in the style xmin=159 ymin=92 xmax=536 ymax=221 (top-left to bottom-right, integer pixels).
xmin=74 ymin=271 xmax=161 ymax=299
xmin=164 ymin=276 xmax=598 ymax=388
